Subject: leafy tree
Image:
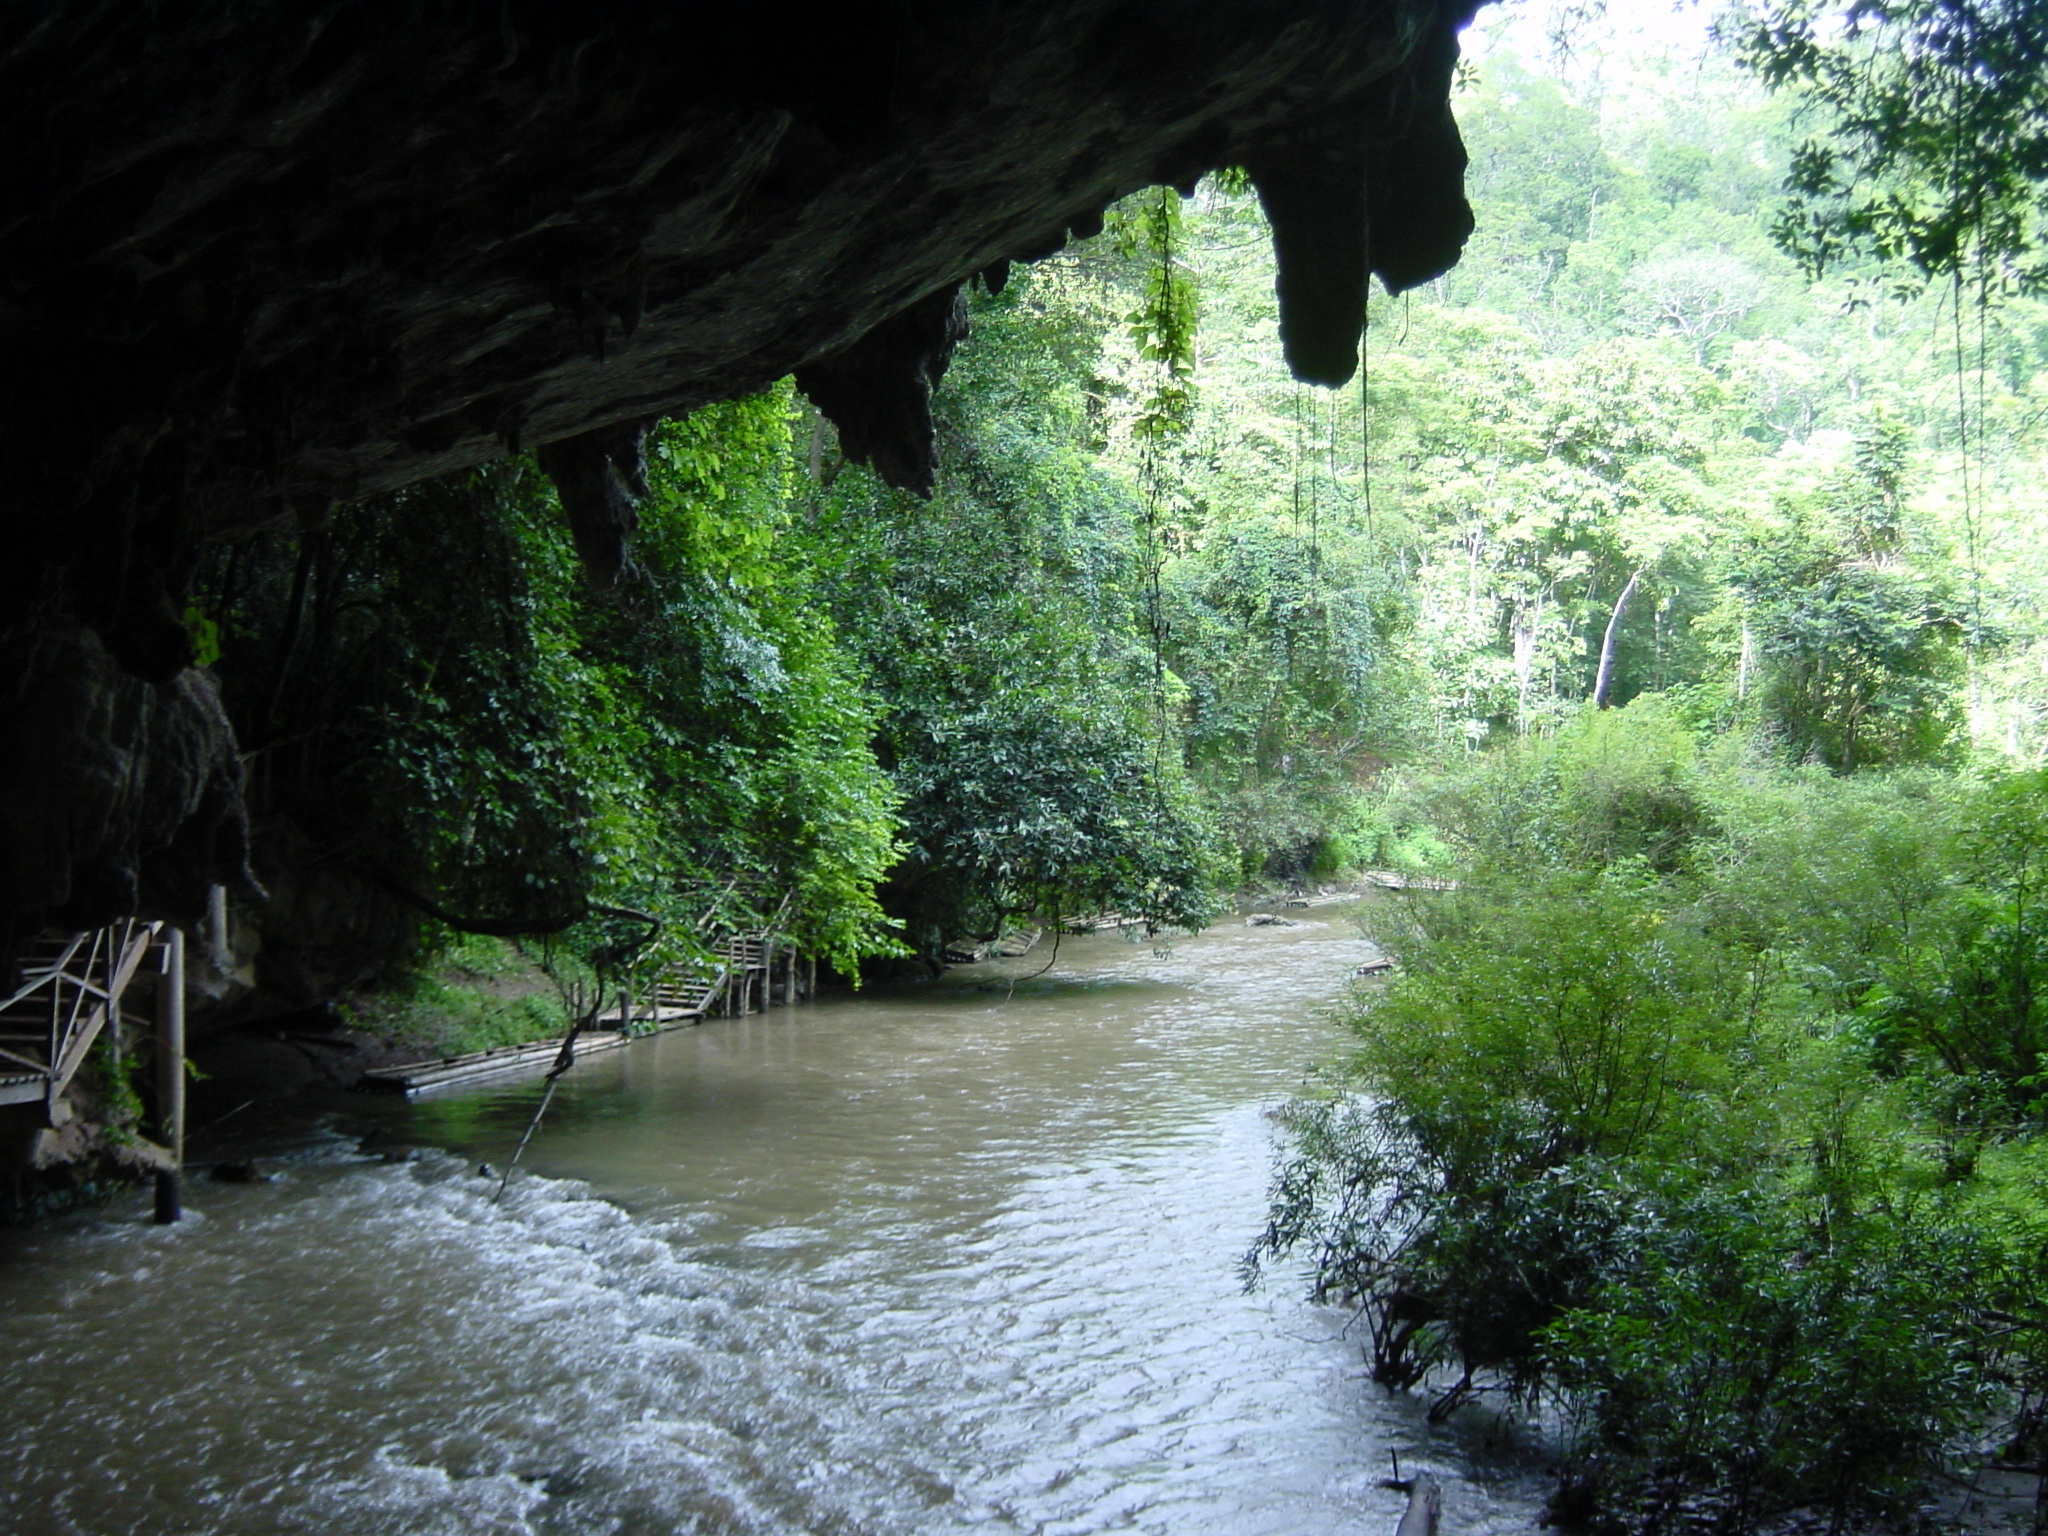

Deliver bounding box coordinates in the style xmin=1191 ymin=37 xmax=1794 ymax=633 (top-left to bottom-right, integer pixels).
xmin=886 ymin=698 xmax=1216 ymax=959
xmin=809 ymin=256 xmax=1220 ymax=962
xmin=1733 ymin=411 xmax=1967 ymax=768
xmin=1730 ymin=0 xmax=2048 ymax=293
xmin=1625 ymin=251 xmax=1771 ymax=364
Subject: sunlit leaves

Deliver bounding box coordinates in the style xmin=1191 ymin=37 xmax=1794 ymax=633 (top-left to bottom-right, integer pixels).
xmin=1729 ymin=0 xmax=2048 ymax=293
xmin=1111 ymin=187 xmax=1200 ymax=446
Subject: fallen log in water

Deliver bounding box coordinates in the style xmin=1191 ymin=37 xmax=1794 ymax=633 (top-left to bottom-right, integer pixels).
xmin=1385 ymin=1472 xmax=1442 ymax=1536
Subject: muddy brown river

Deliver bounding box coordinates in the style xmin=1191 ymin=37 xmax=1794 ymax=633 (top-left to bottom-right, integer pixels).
xmin=0 ymin=908 xmax=1548 ymax=1536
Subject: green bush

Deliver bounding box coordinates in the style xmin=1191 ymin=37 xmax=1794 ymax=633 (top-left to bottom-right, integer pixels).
xmin=1861 ymin=771 xmax=2048 ymax=1120
xmin=1423 ymin=697 xmax=1710 ymax=878
xmin=1352 ymin=869 xmax=1761 ymax=1181
xmin=343 ymin=935 xmax=577 ymax=1057
xmin=1253 ymin=868 xmax=1783 ymax=1412
xmin=1252 ymin=717 xmax=2042 ymax=1528
xmin=1545 ymin=1192 xmax=1997 ymax=1533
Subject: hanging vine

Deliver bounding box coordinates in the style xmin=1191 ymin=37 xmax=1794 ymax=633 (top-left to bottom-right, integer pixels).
xmin=1114 ymin=184 xmax=1201 ymax=717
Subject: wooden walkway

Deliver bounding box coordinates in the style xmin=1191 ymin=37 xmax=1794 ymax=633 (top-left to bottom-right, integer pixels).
xmin=351 ymin=919 xmax=820 ymax=1097
xmin=1 ymin=921 xmax=169 ymax=1123
xmin=2 ymin=918 xmax=188 ymax=1219
xmin=635 ymin=929 xmax=815 ymax=1027
xmin=355 ymin=929 xmax=817 ymax=1097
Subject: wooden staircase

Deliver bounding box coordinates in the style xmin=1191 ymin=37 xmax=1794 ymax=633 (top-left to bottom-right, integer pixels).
xmin=715 ymin=932 xmax=771 ymax=1013
xmin=647 ymin=959 xmax=729 ymax=1021
xmin=638 ymin=928 xmax=811 ymax=1027
xmin=0 ymin=920 xmax=164 ymax=1125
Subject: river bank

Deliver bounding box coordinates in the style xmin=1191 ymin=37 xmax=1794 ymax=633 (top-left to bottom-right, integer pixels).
xmin=177 ymin=882 xmax=1389 ymax=1164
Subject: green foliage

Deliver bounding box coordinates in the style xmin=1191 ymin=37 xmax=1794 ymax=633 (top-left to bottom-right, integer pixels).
xmin=1451 ymin=55 xmax=1623 ymax=322
xmin=1546 ymin=1190 xmax=1998 ymax=1532
xmin=1354 ymin=871 xmax=1750 ymax=1179
xmin=807 ymin=253 xmax=1222 ymax=961
xmin=1862 ymin=769 xmax=2048 ymax=1116
xmin=203 ymin=387 xmax=902 ymax=997
xmin=1111 ymin=187 xmax=1201 ymax=446
xmin=89 ymin=1032 xmax=148 ymax=1145
xmin=1252 ymin=707 xmax=2045 ymax=1527
xmin=889 ymin=699 xmax=1218 ymax=955
xmin=1164 ymin=515 xmax=1421 ymax=880
xmin=1731 ymin=410 xmax=1968 ymax=769
xmin=1421 ymin=697 xmax=1711 ymax=875
xmin=1731 ymin=0 xmax=2048 ymax=294
xmin=1701 ymin=763 xmax=1968 ymax=1002
xmin=180 ymin=602 xmax=221 ymax=668
xmin=347 ymin=962 xmax=571 ymax=1059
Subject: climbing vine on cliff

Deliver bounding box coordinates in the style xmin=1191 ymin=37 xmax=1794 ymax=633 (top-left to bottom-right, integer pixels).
xmin=200 ymin=388 xmax=901 ymax=996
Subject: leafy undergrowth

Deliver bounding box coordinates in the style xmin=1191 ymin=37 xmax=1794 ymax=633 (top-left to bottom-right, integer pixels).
xmin=1249 ymin=706 xmax=2048 ymax=1534
xmin=341 ymin=934 xmax=579 ymax=1060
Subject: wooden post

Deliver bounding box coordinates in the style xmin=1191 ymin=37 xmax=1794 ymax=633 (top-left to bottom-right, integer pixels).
xmin=153 ymin=926 xmax=185 ymax=1224
xmin=206 ymin=882 xmax=228 ymax=963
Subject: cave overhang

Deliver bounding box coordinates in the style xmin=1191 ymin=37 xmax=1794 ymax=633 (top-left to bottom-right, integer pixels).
xmin=0 ymin=0 xmax=1478 ymax=938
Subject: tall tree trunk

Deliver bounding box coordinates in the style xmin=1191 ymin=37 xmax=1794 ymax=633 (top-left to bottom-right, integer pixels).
xmin=1592 ymin=567 xmax=1645 ymax=709
xmin=1513 ymin=600 xmax=1539 ymax=734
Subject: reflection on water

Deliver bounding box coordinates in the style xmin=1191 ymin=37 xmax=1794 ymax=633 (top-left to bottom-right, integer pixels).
xmin=0 ymin=910 xmax=1549 ymax=1535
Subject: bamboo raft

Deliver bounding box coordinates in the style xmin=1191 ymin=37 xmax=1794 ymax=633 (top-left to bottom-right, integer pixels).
xmin=356 ymin=1031 xmax=628 ymax=1096
xmin=1060 ymin=912 xmax=1149 ymax=935
xmin=1360 ymin=870 xmax=1459 ymax=892
xmin=941 ymin=928 xmax=1043 ymax=965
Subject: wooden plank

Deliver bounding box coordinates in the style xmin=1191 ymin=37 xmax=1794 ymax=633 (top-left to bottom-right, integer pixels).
xmin=355 ymin=1031 xmax=628 ymax=1096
